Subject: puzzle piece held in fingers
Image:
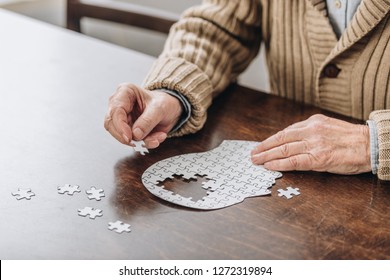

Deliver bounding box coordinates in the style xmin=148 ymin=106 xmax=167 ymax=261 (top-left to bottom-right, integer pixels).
xmin=131 ymin=140 xmax=149 ymax=155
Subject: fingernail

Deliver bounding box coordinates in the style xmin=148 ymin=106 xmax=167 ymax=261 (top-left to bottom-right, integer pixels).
xmin=123 ymin=134 xmax=130 ymax=144
xmin=251 ymin=153 xmax=260 ymax=159
xmin=251 ymin=154 xmax=263 ymax=164
xmin=150 ymin=140 xmax=160 ymax=148
xmin=157 ymin=134 xmax=167 ymax=142
xmin=133 ymin=128 xmax=143 ymax=140
xmin=251 ymin=155 xmax=259 ymax=164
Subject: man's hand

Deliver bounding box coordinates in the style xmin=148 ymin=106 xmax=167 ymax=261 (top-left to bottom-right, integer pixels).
xmin=104 ymin=83 xmax=183 ymax=149
xmin=251 ymin=114 xmax=371 ymax=174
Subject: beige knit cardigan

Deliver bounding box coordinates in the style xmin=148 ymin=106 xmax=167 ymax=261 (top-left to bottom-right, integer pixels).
xmin=143 ymin=0 xmax=390 ymax=179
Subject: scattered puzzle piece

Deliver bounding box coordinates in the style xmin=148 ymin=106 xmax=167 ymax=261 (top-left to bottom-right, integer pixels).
xmin=78 ymin=207 xmax=103 ymax=219
xmin=277 ymin=186 xmax=300 ymax=199
xmin=57 ymin=184 xmax=81 ymax=195
xmin=131 ymin=140 xmax=149 ymax=155
xmin=86 ymin=186 xmax=105 ymax=201
xmin=108 ymin=220 xmax=131 ymax=234
xmin=142 ymin=140 xmax=282 ymax=210
xmin=11 ymin=188 xmax=35 ymax=200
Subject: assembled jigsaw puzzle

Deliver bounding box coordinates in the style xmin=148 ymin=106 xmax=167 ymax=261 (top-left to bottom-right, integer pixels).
xmin=142 ymin=140 xmax=282 ymax=210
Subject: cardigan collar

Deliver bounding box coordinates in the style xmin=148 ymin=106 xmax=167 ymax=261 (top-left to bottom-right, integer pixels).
xmin=329 ymin=0 xmax=389 ymax=60
xmin=307 ymin=0 xmax=390 ymax=63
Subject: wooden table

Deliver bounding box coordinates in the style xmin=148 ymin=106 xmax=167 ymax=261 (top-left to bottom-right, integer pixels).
xmin=0 ymin=9 xmax=389 ymax=260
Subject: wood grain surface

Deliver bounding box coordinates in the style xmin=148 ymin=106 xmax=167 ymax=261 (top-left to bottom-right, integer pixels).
xmin=0 ymin=9 xmax=389 ymax=260
xmin=112 ymin=85 xmax=390 ymax=260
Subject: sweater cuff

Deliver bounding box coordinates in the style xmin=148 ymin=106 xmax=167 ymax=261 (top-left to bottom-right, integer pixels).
xmin=369 ymin=110 xmax=390 ymax=180
xmin=366 ymin=120 xmax=379 ymax=174
xmin=143 ymin=57 xmax=213 ymax=137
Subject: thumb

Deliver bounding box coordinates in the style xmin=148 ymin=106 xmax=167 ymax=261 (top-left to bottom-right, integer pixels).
xmin=132 ymin=104 xmax=163 ymax=140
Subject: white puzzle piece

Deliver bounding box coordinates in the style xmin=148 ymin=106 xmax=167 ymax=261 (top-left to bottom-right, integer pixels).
xmin=86 ymin=186 xmax=105 ymax=201
xmin=78 ymin=207 xmax=103 ymax=219
xmin=142 ymin=140 xmax=282 ymax=210
xmin=131 ymin=140 xmax=149 ymax=155
xmin=11 ymin=188 xmax=35 ymax=200
xmin=57 ymin=184 xmax=81 ymax=195
xmin=108 ymin=220 xmax=131 ymax=233
xmin=277 ymin=186 xmax=300 ymax=199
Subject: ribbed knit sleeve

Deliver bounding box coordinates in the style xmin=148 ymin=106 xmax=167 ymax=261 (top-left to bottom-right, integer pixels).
xmin=143 ymin=0 xmax=262 ymax=136
xmin=369 ymin=110 xmax=390 ymax=181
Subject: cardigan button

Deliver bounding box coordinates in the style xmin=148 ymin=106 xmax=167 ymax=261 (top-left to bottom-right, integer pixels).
xmin=323 ymin=64 xmax=341 ymax=78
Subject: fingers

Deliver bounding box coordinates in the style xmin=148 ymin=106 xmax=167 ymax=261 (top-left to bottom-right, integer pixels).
xmin=104 ymin=83 xmax=145 ymax=145
xmin=104 ymin=83 xmax=177 ymax=150
xmin=113 ymin=108 xmax=133 ymax=142
xmin=132 ymin=103 xmax=165 ymax=141
xmin=251 ymin=114 xmax=329 ymax=157
xmin=251 ymin=114 xmax=370 ymax=174
xmin=251 ymin=116 xmax=319 ymax=171
xmin=104 ymin=107 xmax=132 ymax=145
xmin=143 ymin=131 xmax=167 ymax=149
xmin=251 ymin=127 xmax=307 ymax=156
xmin=263 ymin=154 xmax=314 ymax=171
xmin=251 ymin=141 xmax=308 ymax=165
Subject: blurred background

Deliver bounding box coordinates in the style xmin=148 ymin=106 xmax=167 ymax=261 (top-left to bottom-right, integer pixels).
xmin=0 ymin=0 xmax=269 ymax=92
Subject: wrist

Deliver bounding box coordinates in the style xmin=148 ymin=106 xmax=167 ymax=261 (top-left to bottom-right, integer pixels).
xmin=154 ymin=90 xmax=183 ymax=119
xmin=153 ymin=88 xmax=191 ymax=134
xmin=363 ymin=124 xmax=371 ymax=172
